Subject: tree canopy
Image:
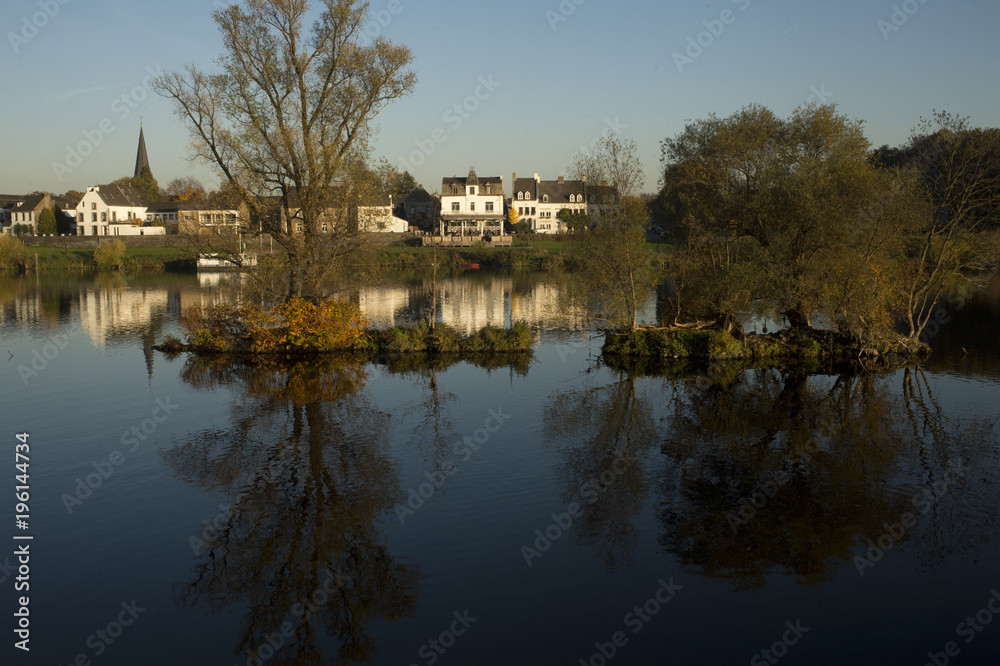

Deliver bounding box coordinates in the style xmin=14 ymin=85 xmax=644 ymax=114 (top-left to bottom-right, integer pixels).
xmin=154 ymin=0 xmax=416 ymax=301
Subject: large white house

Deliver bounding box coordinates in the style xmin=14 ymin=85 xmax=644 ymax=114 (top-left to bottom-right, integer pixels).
xmin=511 ymin=173 xmax=589 ymax=234
xmin=75 ymin=183 xmax=162 ymax=236
xmin=439 ymin=170 xmax=504 ymax=237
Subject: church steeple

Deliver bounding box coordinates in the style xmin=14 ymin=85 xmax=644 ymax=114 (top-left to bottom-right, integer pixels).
xmin=134 ymin=125 xmax=149 ymax=178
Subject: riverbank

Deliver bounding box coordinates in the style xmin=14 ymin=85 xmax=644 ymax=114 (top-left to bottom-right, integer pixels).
xmin=602 ymin=326 xmax=930 ymax=362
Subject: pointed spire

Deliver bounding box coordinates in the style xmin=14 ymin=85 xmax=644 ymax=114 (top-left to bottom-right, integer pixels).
xmin=134 ymin=125 xmax=149 ymax=179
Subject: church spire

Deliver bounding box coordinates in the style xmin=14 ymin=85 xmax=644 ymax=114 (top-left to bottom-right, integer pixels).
xmin=134 ymin=125 xmax=149 ymax=178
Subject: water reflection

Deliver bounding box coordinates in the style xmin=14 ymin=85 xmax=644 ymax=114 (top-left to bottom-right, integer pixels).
xmin=165 ymin=356 xmax=420 ymax=664
xmin=543 ymin=374 xmax=659 ymax=572
xmin=654 ymin=366 xmax=999 ymax=590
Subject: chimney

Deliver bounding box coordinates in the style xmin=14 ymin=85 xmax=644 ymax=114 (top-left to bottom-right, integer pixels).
xmin=534 ymin=173 xmax=539 ymax=181
xmin=558 ymin=176 xmax=565 ymax=184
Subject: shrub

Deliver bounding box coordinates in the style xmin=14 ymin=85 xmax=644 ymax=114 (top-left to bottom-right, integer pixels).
xmin=94 ymin=239 xmax=127 ymax=271
xmin=0 ymin=235 xmax=27 ymax=271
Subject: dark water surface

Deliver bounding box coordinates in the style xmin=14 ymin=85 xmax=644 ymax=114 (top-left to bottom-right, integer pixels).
xmin=1 ymin=271 xmax=998 ymax=666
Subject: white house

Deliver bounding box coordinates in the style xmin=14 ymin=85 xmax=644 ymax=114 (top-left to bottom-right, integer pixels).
xmin=439 ymin=170 xmax=504 ymax=237
xmin=359 ymin=194 xmax=408 ymax=232
xmin=75 ymin=183 xmax=156 ymax=236
xmin=512 ymin=173 xmax=590 ymax=234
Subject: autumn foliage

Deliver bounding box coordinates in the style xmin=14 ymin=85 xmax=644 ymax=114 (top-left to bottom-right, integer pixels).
xmin=179 ymin=298 xmax=368 ymax=353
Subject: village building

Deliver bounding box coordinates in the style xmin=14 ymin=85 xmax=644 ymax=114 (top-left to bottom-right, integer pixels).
xmin=439 ymin=169 xmax=504 ymax=237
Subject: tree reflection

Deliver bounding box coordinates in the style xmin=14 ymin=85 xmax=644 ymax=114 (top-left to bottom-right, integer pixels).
xmin=543 ymin=373 xmax=659 ymax=572
xmin=165 ymin=356 xmax=420 ymax=665
xmin=656 ymin=365 xmax=999 ymax=590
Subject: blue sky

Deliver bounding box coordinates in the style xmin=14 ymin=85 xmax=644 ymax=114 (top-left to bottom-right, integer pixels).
xmin=2 ymin=0 xmax=998 ymax=196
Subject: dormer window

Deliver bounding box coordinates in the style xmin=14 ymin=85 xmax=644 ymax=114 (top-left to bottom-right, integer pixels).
xmin=486 ymin=184 xmax=491 ymax=194
xmin=469 ymin=186 xmax=476 ymax=195
xmin=517 ymin=192 xmax=523 ymax=200
xmin=542 ymin=194 xmax=549 ymax=203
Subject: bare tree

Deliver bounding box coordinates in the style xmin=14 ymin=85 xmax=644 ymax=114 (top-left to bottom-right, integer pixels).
xmin=154 ymin=0 xmax=416 ymax=301
xmin=569 ymin=132 xmax=645 ymax=200
xmin=902 ymin=111 xmax=1000 ymax=340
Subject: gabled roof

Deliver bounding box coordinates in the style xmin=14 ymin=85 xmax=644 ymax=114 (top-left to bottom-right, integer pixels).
xmin=404 ymin=187 xmax=435 ymax=204
xmin=10 ymin=194 xmax=46 ymax=213
xmin=95 ymin=183 xmax=148 ymax=207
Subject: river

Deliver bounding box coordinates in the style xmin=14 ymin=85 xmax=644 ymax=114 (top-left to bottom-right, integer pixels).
xmin=1 ymin=269 xmax=998 ymax=665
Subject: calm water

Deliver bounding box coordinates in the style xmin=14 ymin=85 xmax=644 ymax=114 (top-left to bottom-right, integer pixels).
xmin=1 ymin=270 xmax=999 ymax=666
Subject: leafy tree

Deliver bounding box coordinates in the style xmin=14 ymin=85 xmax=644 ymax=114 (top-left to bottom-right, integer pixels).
xmin=94 ymin=239 xmax=127 ymax=271
xmin=507 ymin=205 xmax=521 ymax=232
xmin=131 ymin=165 xmax=160 ymax=203
xmin=61 ymin=190 xmax=84 ymax=207
xmin=660 ymin=103 xmax=918 ymax=345
xmin=37 ymin=208 xmax=57 ymax=235
xmin=571 ymin=198 xmax=655 ymax=332
xmin=154 ymin=0 xmax=416 ymax=301
xmin=164 ymin=177 xmax=207 ymax=202
xmin=557 ymin=207 xmax=590 ymax=232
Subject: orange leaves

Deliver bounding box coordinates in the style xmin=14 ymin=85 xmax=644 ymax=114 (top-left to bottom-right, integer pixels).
xmin=181 ymin=298 xmax=368 ymax=353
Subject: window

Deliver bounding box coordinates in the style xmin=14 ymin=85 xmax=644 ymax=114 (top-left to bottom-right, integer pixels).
xmin=91 ymin=226 xmax=97 ymax=235
xmin=486 ymin=184 xmax=491 ymax=194
xmin=321 ymin=222 xmax=328 ymax=232
xmin=112 ymin=211 xmax=118 ymax=221
xmin=296 ymin=223 xmax=303 ymax=232
xmin=531 ymin=207 xmax=536 ymax=215
xmin=470 ymin=202 xmax=475 ymax=212
xmin=469 ymin=186 xmax=476 ymax=195
xmin=91 ymin=213 xmax=97 ymax=222
xmin=101 ymin=212 xmax=107 ymax=222
xmin=77 ymin=213 xmax=83 ymax=222
xmin=518 ymin=207 xmax=524 ymax=215
xmin=542 ymin=194 xmax=549 ymax=202
xmin=517 ymin=192 xmax=523 ymax=200
xmin=91 ymin=202 xmax=96 ymax=210
xmin=485 ymin=202 xmax=494 ymax=212
xmin=451 ymin=202 xmax=460 ymax=212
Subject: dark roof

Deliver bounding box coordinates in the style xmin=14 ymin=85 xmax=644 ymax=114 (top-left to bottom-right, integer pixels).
xmin=441 ymin=174 xmax=503 ymax=194
xmin=134 ymin=126 xmax=149 ymax=179
xmin=404 ymin=187 xmax=435 ymax=204
xmin=10 ymin=194 xmax=46 ymax=213
xmin=96 ymin=183 xmax=148 ymax=207
xmin=538 ymin=179 xmax=586 ymax=204
xmin=513 ymin=178 xmax=537 ymax=201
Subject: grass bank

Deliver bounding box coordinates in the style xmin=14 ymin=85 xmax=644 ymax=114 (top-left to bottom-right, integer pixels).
xmin=20 ymin=246 xmax=197 ymax=272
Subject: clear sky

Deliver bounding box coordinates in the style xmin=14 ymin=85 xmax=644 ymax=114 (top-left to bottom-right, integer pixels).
xmin=2 ymin=0 xmax=998 ymax=197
